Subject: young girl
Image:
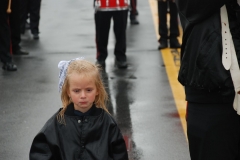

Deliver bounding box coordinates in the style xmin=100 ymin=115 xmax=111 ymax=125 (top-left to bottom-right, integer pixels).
xmin=29 ymin=58 xmax=128 ymax=160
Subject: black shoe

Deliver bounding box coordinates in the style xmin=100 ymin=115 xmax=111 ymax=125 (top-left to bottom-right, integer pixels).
xmin=170 ymin=38 xmax=181 ymax=48
xmin=96 ymin=60 xmax=106 ymax=68
xmin=158 ymin=40 xmax=168 ymax=50
xmin=2 ymin=62 xmax=17 ymax=71
xmin=130 ymin=19 xmax=139 ymax=25
xmin=130 ymin=15 xmax=139 ymax=25
xmin=115 ymin=60 xmax=128 ymax=69
xmin=12 ymin=49 xmax=29 ymax=55
xmin=33 ymin=33 xmax=39 ymax=40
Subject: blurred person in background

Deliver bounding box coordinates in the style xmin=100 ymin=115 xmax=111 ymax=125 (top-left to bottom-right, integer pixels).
xmin=129 ymin=0 xmax=139 ymax=25
xmin=158 ymin=0 xmax=181 ymax=49
xmin=21 ymin=0 xmax=41 ymax=40
xmin=9 ymin=0 xmax=29 ymax=55
xmin=0 ymin=0 xmax=29 ymax=71
xmin=94 ymin=0 xmax=129 ymax=69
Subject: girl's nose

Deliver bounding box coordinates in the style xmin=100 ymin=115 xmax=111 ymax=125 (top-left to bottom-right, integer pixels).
xmin=80 ymin=91 xmax=86 ymax=98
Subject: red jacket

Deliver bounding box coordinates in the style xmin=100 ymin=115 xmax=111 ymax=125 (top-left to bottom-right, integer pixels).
xmin=94 ymin=0 xmax=129 ymax=11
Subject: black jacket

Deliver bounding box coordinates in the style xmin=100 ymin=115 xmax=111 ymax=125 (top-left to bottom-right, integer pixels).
xmin=29 ymin=103 xmax=128 ymax=160
xmin=175 ymin=0 xmax=240 ymax=103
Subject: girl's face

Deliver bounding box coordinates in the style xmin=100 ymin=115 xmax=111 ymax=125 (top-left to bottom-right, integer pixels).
xmin=67 ymin=72 xmax=99 ymax=113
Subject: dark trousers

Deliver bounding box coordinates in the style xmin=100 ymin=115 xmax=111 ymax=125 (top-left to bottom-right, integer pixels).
xmin=187 ymin=102 xmax=240 ymax=160
xmin=95 ymin=10 xmax=128 ymax=62
xmin=130 ymin=0 xmax=137 ymax=18
xmin=157 ymin=1 xmax=179 ymax=41
xmin=9 ymin=0 xmax=21 ymax=52
xmin=0 ymin=0 xmax=14 ymax=63
xmin=20 ymin=0 xmax=41 ymax=34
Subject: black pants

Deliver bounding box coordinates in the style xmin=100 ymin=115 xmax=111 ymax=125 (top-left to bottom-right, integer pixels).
xmin=157 ymin=1 xmax=179 ymax=41
xmin=95 ymin=10 xmax=128 ymax=62
xmin=8 ymin=0 xmax=21 ymax=52
xmin=130 ymin=0 xmax=137 ymax=18
xmin=20 ymin=0 xmax=41 ymax=34
xmin=187 ymin=102 xmax=240 ymax=160
xmin=0 ymin=0 xmax=15 ymax=63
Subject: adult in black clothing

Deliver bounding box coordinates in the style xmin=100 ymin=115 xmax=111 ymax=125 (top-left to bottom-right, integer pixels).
xmin=94 ymin=0 xmax=129 ymax=69
xmin=20 ymin=0 xmax=41 ymax=40
xmin=129 ymin=0 xmax=139 ymax=25
xmin=157 ymin=0 xmax=181 ymax=49
xmin=176 ymin=0 xmax=240 ymax=159
xmin=0 ymin=0 xmax=17 ymax=71
xmin=8 ymin=0 xmax=29 ymax=55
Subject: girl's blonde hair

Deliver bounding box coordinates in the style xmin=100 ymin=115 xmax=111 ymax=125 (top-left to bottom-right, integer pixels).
xmin=57 ymin=59 xmax=109 ymax=124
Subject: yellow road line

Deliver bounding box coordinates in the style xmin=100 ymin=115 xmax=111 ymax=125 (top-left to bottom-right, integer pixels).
xmin=148 ymin=0 xmax=187 ymax=140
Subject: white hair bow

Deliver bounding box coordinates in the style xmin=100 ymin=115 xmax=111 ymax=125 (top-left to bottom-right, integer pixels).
xmin=58 ymin=57 xmax=84 ymax=92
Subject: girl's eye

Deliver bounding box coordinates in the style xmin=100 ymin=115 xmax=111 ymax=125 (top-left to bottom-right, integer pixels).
xmin=73 ymin=89 xmax=80 ymax=93
xmin=87 ymin=89 xmax=92 ymax=92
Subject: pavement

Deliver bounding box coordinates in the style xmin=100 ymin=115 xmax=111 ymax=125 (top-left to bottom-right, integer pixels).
xmin=0 ymin=0 xmax=190 ymax=159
